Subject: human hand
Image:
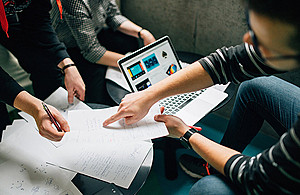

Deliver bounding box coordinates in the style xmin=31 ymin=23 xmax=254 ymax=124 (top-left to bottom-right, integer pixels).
xmin=140 ymin=29 xmax=156 ymax=46
xmin=34 ymin=104 xmax=70 ymax=141
xmin=103 ymin=90 xmax=155 ymax=126
xmin=64 ymin=66 xmax=86 ymax=103
xmin=154 ymin=107 xmax=190 ymax=138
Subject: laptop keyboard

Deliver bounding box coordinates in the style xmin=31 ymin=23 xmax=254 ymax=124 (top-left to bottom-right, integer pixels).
xmin=159 ymin=89 xmax=207 ymax=115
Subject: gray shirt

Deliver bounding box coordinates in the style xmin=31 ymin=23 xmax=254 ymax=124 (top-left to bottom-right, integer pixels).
xmin=51 ymin=0 xmax=128 ymax=63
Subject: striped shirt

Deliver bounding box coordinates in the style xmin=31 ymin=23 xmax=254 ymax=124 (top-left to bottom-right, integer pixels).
xmin=50 ymin=0 xmax=128 ymax=63
xmin=200 ymin=43 xmax=300 ymax=194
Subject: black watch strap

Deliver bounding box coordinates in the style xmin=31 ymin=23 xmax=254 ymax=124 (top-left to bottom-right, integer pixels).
xmin=179 ymin=128 xmax=198 ymax=149
xmin=61 ymin=63 xmax=75 ymax=75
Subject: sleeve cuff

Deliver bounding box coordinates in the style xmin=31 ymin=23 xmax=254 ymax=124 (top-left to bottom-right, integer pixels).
xmin=107 ymin=15 xmax=128 ymax=31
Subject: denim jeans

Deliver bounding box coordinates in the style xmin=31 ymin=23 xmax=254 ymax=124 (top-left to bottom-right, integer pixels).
xmin=190 ymin=76 xmax=300 ymax=194
xmin=220 ymin=76 xmax=300 ymax=152
xmin=190 ymin=174 xmax=241 ymax=195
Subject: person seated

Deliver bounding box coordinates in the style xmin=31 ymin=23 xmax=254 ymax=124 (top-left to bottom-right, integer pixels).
xmin=103 ymin=0 xmax=300 ymax=193
xmin=50 ymin=0 xmax=156 ymax=105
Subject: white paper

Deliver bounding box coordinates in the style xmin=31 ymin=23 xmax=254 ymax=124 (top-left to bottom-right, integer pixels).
xmin=65 ymin=104 xmax=168 ymax=144
xmin=49 ymin=141 xmax=152 ymax=189
xmin=0 ymin=121 xmax=77 ymax=181
xmin=43 ymin=87 xmax=91 ymax=120
xmin=0 ymin=140 xmax=80 ymax=195
xmin=105 ymin=66 xmax=131 ymax=91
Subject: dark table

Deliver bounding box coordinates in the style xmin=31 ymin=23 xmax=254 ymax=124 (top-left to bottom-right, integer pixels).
xmin=72 ymin=103 xmax=153 ymax=195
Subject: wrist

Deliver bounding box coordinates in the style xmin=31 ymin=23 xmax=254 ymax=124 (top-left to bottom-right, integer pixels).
xmin=138 ymin=28 xmax=150 ymax=40
xmin=57 ymin=58 xmax=74 ymax=69
xmin=179 ymin=127 xmax=199 ymax=149
xmin=138 ymin=28 xmax=144 ymax=39
xmin=61 ymin=63 xmax=76 ymax=75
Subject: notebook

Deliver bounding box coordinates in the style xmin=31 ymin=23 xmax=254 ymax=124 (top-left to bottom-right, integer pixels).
xmin=118 ymin=36 xmax=228 ymax=125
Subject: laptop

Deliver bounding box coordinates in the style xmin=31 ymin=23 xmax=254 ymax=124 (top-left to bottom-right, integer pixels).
xmin=118 ymin=36 xmax=228 ymax=125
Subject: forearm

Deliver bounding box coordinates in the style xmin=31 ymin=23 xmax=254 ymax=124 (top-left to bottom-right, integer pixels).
xmin=146 ymin=61 xmax=214 ymax=104
xmin=96 ymin=51 xmax=125 ymax=67
xmin=117 ymin=20 xmax=142 ymax=38
xmin=13 ymin=91 xmax=43 ymax=119
xmin=189 ymin=133 xmax=240 ymax=175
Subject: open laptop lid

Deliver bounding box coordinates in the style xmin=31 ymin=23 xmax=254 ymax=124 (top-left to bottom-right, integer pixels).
xmin=118 ymin=36 xmax=181 ymax=92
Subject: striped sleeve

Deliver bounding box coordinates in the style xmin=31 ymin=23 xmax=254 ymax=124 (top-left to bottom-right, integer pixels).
xmin=224 ymin=115 xmax=300 ymax=194
xmin=199 ymin=43 xmax=282 ymax=84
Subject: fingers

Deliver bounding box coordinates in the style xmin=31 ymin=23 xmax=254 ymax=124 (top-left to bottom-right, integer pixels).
xmin=75 ymin=86 xmax=85 ymax=101
xmin=39 ymin=122 xmax=65 ymax=142
xmin=103 ymin=109 xmax=131 ymax=126
xmin=154 ymin=114 xmax=167 ymax=123
xmin=124 ymin=116 xmax=140 ymax=125
xmin=68 ymin=90 xmax=74 ymax=104
xmin=160 ymin=106 xmax=165 ymax=114
xmin=52 ymin=111 xmax=70 ymax=132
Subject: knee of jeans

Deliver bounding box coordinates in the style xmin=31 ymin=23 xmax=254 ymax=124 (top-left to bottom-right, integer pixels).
xmin=189 ymin=175 xmax=235 ymax=195
xmin=237 ymin=76 xmax=276 ymax=100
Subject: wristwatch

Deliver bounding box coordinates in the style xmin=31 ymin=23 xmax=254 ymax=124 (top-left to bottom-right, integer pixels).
xmin=179 ymin=127 xmax=198 ymax=149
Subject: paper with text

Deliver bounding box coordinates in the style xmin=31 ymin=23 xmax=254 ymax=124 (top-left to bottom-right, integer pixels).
xmin=0 ymin=138 xmax=81 ymax=195
xmin=49 ymin=142 xmax=152 ymax=189
xmin=66 ymin=104 xmax=168 ymax=144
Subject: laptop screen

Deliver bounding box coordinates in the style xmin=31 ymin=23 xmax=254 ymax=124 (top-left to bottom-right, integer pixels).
xmin=118 ymin=36 xmax=181 ymax=92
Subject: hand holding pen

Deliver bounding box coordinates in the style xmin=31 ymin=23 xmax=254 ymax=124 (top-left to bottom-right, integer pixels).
xmin=38 ymin=102 xmax=70 ymax=141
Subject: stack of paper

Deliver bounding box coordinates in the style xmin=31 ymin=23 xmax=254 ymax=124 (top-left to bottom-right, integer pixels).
xmin=0 ymin=87 xmax=168 ymax=193
xmin=0 ymin=119 xmax=80 ymax=195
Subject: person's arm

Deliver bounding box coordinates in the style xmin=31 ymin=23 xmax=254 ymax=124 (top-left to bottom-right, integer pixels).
xmin=0 ymin=67 xmax=69 ymax=141
xmin=103 ymin=43 xmax=281 ymax=126
xmin=103 ymin=61 xmax=214 ymax=126
xmin=117 ymin=20 xmax=156 ymax=46
xmin=57 ymin=58 xmax=85 ymax=103
xmin=155 ymin=112 xmax=300 ymax=194
xmin=25 ymin=0 xmax=86 ymax=104
xmin=154 ymin=113 xmax=239 ymax=174
xmin=60 ymin=1 xmax=125 ymax=67
xmin=13 ymin=91 xmax=69 ymax=141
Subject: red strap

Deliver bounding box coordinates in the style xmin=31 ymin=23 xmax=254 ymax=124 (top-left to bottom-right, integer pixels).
xmin=56 ymin=0 xmax=63 ymax=19
xmin=0 ymin=0 xmax=9 ymax=38
xmin=188 ymin=126 xmax=202 ymax=131
xmin=205 ymin=162 xmax=211 ymax=175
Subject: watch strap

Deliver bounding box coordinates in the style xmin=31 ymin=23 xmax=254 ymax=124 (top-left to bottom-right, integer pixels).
xmin=61 ymin=63 xmax=75 ymax=75
xmin=179 ymin=128 xmax=198 ymax=149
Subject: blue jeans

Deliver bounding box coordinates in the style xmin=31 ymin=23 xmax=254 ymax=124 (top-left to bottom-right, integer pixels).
xmin=220 ymin=76 xmax=300 ymax=152
xmin=190 ymin=175 xmax=241 ymax=195
xmin=190 ymin=76 xmax=300 ymax=194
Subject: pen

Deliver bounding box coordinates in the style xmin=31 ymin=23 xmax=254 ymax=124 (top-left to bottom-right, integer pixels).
xmin=42 ymin=102 xmax=62 ymax=132
xmin=188 ymin=126 xmax=202 ymax=131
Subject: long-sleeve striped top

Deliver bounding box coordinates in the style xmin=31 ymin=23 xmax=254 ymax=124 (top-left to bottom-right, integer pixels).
xmin=199 ymin=43 xmax=300 ymax=194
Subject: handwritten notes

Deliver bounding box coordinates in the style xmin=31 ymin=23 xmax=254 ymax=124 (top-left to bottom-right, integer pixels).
xmin=0 ymin=137 xmax=80 ymax=195
xmin=65 ymin=104 xmax=168 ymax=144
xmin=49 ymin=142 xmax=152 ymax=189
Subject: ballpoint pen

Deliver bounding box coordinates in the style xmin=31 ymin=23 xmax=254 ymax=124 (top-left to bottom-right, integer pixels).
xmin=42 ymin=102 xmax=62 ymax=132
